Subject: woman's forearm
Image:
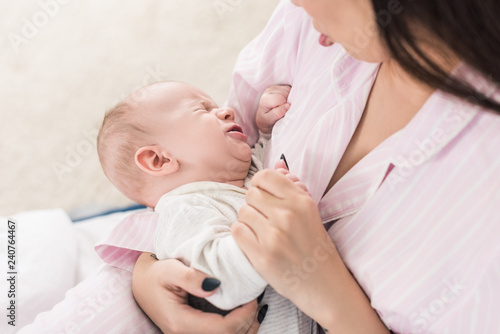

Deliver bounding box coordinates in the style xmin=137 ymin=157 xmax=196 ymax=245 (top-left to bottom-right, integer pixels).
xmin=313 ymin=255 xmax=389 ymax=334
xmin=132 ymin=252 xmax=171 ymax=330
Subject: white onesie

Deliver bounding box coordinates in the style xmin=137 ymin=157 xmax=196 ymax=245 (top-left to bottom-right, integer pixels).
xmin=154 ymin=138 xmax=314 ymax=334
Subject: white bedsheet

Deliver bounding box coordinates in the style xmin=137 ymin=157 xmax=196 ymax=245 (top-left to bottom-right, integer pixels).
xmin=0 ymin=209 xmax=140 ymax=333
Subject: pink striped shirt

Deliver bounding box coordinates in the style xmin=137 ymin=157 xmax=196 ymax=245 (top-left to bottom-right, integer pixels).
xmin=230 ymin=1 xmax=500 ymax=333
xmin=20 ymin=1 xmax=500 ymax=333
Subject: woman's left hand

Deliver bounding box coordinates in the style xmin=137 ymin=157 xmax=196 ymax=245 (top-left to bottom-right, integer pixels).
xmin=232 ymin=163 xmax=342 ymax=318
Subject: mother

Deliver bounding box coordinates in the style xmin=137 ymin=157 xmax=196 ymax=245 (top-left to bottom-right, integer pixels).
xmin=134 ymin=0 xmax=500 ymax=333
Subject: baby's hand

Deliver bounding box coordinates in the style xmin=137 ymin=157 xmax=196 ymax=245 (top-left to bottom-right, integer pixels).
xmin=256 ymin=85 xmax=291 ymax=134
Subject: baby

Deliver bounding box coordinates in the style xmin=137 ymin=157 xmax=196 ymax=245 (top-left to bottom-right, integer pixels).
xmin=97 ymin=81 xmax=313 ymax=333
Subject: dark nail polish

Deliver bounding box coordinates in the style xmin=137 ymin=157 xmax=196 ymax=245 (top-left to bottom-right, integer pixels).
xmin=257 ymin=290 xmax=266 ymax=304
xmin=258 ymin=304 xmax=268 ymax=324
xmin=202 ymin=278 xmax=221 ymax=292
xmin=280 ymin=153 xmax=289 ymax=169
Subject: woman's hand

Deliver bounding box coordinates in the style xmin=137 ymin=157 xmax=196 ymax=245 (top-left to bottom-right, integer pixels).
xmin=132 ymin=253 xmax=265 ymax=334
xmin=232 ymin=164 xmax=389 ymax=333
xmin=232 ymin=166 xmax=336 ymax=313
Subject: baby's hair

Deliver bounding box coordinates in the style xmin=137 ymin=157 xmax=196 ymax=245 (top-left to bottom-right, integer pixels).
xmin=97 ymin=100 xmax=150 ymax=205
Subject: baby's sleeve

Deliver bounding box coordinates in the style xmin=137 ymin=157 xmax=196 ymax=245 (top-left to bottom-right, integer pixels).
xmin=154 ymin=195 xmax=267 ymax=310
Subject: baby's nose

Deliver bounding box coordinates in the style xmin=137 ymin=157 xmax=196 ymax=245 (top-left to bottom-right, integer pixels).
xmin=216 ymin=108 xmax=235 ymax=120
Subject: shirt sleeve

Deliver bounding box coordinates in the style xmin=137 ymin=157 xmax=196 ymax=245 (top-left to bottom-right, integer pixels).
xmin=18 ymin=265 xmax=160 ymax=334
xmin=227 ymin=0 xmax=303 ymax=146
xmin=154 ymin=195 xmax=267 ymax=311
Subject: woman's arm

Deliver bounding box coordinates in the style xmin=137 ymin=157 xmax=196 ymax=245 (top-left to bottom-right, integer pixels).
xmin=233 ymin=169 xmax=389 ymax=333
xmin=132 ymin=253 xmax=264 ymax=334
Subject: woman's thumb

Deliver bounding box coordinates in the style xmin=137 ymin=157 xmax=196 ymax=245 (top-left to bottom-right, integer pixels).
xmin=173 ymin=263 xmax=220 ymax=298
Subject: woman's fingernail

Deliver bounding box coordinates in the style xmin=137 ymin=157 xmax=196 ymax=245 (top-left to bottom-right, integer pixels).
xmin=258 ymin=304 xmax=268 ymax=324
xmin=257 ymin=290 xmax=266 ymax=304
xmin=202 ymin=278 xmax=221 ymax=292
xmin=280 ymin=154 xmax=289 ymax=169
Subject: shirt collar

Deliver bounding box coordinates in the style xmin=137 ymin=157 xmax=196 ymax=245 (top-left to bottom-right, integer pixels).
xmin=389 ymin=64 xmax=486 ymax=169
xmin=322 ymin=55 xmax=490 ymax=221
xmin=332 ymin=57 xmax=489 ymax=173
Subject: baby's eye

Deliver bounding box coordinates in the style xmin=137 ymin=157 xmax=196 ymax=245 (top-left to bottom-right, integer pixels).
xmin=208 ymin=104 xmax=219 ymax=112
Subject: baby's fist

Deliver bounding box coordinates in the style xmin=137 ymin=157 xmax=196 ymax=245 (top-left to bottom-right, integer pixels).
xmin=256 ymin=85 xmax=291 ymax=134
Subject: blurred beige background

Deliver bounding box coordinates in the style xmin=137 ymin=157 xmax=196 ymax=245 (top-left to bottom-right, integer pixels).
xmin=0 ymin=0 xmax=280 ymax=216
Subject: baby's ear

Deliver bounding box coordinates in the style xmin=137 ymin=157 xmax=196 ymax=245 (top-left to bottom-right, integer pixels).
xmin=135 ymin=145 xmax=179 ymax=176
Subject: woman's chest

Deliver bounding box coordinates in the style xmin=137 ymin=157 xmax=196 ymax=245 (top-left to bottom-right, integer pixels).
xmin=327 ymin=148 xmax=500 ymax=332
xmin=324 ymin=76 xmax=420 ymax=195
xmin=263 ymin=60 xmax=399 ymax=216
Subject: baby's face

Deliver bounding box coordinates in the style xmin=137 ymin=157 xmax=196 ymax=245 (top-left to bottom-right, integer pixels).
xmin=133 ymin=82 xmax=252 ymax=183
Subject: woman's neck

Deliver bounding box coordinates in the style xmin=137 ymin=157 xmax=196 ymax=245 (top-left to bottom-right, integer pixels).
xmin=381 ymin=59 xmax=435 ymax=115
xmin=381 ymin=52 xmax=461 ymax=114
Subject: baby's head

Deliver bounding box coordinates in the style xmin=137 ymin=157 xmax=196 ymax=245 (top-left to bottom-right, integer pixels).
xmin=97 ymin=81 xmax=252 ymax=208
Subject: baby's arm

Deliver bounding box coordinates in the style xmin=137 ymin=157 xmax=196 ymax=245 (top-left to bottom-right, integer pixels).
xmin=154 ymin=195 xmax=267 ymax=311
xmin=256 ymin=84 xmax=291 ymax=135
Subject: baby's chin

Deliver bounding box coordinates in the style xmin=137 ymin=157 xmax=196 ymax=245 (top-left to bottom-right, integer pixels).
xmin=229 ymin=157 xmax=252 ymax=175
xmin=237 ymin=144 xmax=252 ymax=161
xmin=209 ymin=159 xmax=252 ymax=184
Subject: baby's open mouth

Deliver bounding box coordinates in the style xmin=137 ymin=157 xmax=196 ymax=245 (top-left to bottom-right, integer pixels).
xmin=225 ymin=124 xmax=248 ymax=142
xmin=228 ymin=125 xmax=243 ymax=133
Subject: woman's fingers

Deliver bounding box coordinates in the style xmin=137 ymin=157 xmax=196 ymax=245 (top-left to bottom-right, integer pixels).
xmin=231 ymin=220 xmax=263 ymax=272
xmin=171 ymin=301 xmax=258 ymax=334
xmin=244 ymin=186 xmax=283 ymax=220
xmin=224 ymin=300 xmax=260 ymax=334
xmin=151 ymin=256 xmax=220 ymax=299
xmin=294 ymin=181 xmax=308 ymax=192
xmin=181 ymin=299 xmax=260 ymax=334
xmin=274 ymin=158 xmax=288 ymax=171
xmin=251 ymin=169 xmax=302 ymax=199
xmin=274 ymin=162 xmax=310 ymax=193
xmin=245 ymin=304 xmax=268 ymax=334
xmin=246 ymin=170 xmax=310 ymax=220
xmin=226 ymin=302 xmax=268 ymax=334
xmin=231 ymin=205 xmax=265 ymax=248
xmin=274 ymin=167 xmax=289 ymax=176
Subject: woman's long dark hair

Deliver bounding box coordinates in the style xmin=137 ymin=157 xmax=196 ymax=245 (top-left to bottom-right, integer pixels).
xmin=372 ymin=0 xmax=500 ymax=114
